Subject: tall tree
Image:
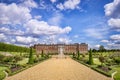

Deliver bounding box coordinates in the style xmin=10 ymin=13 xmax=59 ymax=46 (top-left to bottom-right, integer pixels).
xmin=41 ymin=50 xmax=44 ymax=57
xmin=89 ymin=48 xmax=93 ymax=65
xmin=99 ymin=56 xmax=105 ymax=66
xmin=77 ymin=51 xmax=80 ymax=60
xmin=99 ymin=45 xmax=106 ymax=52
xmin=28 ymin=47 xmax=34 ymax=64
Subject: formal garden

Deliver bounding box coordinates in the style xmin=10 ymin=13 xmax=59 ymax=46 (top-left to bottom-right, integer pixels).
xmin=0 ymin=42 xmax=50 ymax=80
xmin=72 ymin=46 xmax=120 ymax=80
xmin=0 ymin=42 xmax=120 ymax=80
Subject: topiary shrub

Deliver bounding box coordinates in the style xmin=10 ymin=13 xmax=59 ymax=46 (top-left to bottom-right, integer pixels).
xmin=28 ymin=47 xmax=34 ymax=64
xmin=89 ymin=49 xmax=93 ymax=65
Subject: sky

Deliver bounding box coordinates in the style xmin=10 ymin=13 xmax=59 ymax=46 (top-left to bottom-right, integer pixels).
xmin=0 ymin=0 xmax=120 ymax=49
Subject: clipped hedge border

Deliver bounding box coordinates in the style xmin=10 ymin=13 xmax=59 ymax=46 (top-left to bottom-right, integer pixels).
xmin=72 ymin=58 xmax=111 ymax=77
xmin=9 ymin=57 xmax=51 ymax=76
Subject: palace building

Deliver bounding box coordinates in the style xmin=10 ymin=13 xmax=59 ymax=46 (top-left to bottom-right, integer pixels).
xmin=34 ymin=43 xmax=88 ymax=54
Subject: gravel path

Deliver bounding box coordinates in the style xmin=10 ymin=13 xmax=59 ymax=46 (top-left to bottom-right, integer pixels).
xmin=5 ymin=57 xmax=112 ymax=80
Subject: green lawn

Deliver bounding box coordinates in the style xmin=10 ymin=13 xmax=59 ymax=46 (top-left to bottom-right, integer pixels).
xmin=93 ymin=58 xmax=101 ymax=65
xmin=113 ymin=66 xmax=120 ymax=80
xmin=17 ymin=58 xmax=28 ymax=65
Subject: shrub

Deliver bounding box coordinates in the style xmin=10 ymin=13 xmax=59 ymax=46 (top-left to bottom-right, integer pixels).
xmin=99 ymin=56 xmax=105 ymax=66
xmin=114 ymin=57 xmax=120 ymax=65
xmin=3 ymin=56 xmax=14 ymax=64
xmin=73 ymin=53 xmax=76 ymax=58
xmin=28 ymin=47 xmax=34 ymax=64
xmin=77 ymin=51 xmax=80 ymax=60
xmin=41 ymin=50 xmax=44 ymax=57
xmin=89 ymin=49 xmax=93 ymax=65
xmin=14 ymin=55 xmax=23 ymax=63
xmin=0 ymin=54 xmax=5 ymax=63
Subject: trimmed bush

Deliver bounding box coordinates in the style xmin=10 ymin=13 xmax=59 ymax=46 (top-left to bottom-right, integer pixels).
xmin=28 ymin=47 xmax=34 ymax=64
xmin=89 ymin=49 xmax=93 ymax=65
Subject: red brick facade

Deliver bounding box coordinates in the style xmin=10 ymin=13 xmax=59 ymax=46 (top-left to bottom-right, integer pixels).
xmin=34 ymin=43 xmax=88 ymax=54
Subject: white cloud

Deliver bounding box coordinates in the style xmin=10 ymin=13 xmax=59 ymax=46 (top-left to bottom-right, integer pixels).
xmin=24 ymin=19 xmax=72 ymax=36
xmin=108 ymin=18 xmax=120 ymax=30
xmin=34 ymin=15 xmax=42 ymax=20
xmin=0 ymin=27 xmax=24 ymax=36
xmin=104 ymin=0 xmax=120 ymax=17
xmin=58 ymin=37 xmax=72 ymax=44
xmin=84 ymin=28 xmax=106 ymax=39
xmin=56 ymin=0 xmax=81 ymax=10
xmin=74 ymin=35 xmax=79 ymax=38
xmin=0 ymin=3 xmax=32 ymax=24
xmin=50 ymin=0 xmax=56 ymax=3
xmin=20 ymin=0 xmax=38 ymax=8
xmin=88 ymin=44 xmax=100 ymax=49
xmin=16 ymin=36 xmax=39 ymax=45
xmin=107 ymin=42 xmax=120 ymax=49
xmin=48 ymin=12 xmax=63 ymax=26
xmin=56 ymin=3 xmax=64 ymax=10
xmin=0 ymin=33 xmax=7 ymax=41
xmin=110 ymin=34 xmax=120 ymax=40
xmin=101 ymin=40 xmax=109 ymax=43
xmin=94 ymin=44 xmax=100 ymax=49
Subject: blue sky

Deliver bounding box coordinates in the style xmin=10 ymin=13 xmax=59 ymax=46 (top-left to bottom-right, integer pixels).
xmin=0 ymin=0 xmax=120 ymax=49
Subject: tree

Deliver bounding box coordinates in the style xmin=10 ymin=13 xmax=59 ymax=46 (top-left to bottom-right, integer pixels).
xmin=99 ymin=45 xmax=106 ymax=52
xmin=28 ymin=47 xmax=34 ymax=64
xmin=41 ymin=50 xmax=44 ymax=57
xmin=73 ymin=52 xmax=75 ymax=58
xmin=89 ymin=48 xmax=93 ymax=65
xmin=77 ymin=51 xmax=80 ymax=60
xmin=99 ymin=56 xmax=105 ymax=66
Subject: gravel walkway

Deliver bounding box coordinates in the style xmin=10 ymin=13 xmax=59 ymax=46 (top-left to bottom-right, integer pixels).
xmin=5 ymin=57 xmax=112 ymax=80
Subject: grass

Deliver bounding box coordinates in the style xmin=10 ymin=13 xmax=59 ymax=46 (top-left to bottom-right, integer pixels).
xmin=93 ymin=58 xmax=101 ymax=65
xmin=0 ymin=66 xmax=8 ymax=80
xmin=113 ymin=66 xmax=120 ymax=80
xmin=17 ymin=58 xmax=28 ymax=65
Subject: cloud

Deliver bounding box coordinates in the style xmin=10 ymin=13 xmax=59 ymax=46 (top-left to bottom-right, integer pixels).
xmin=0 ymin=27 xmax=25 ymax=36
xmin=56 ymin=3 xmax=64 ymax=10
xmin=101 ymin=40 xmax=109 ymax=43
xmin=48 ymin=12 xmax=63 ymax=26
xmin=0 ymin=1 xmax=72 ymax=46
xmin=104 ymin=0 xmax=120 ymax=18
xmin=88 ymin=44 xmax=100 ymax=49
xmin=50 ymin=0 xmax=56 ymax=3
xmin=34 ymin=15 xmax=42 ymax=20
xmin=84 ymin=28 xmax=107 ymax=39
xmin=110 ymin=34 xmax=120 ymax=40
xmin=20 ymin=0 xmax=38 ymax=8
xmin=16 ymin=36 xmax=39 ymax=45
xmin=0 ymin=3 xmax=32 ymax=25
xmin=24 ymin=19 xmax=72 ymax=36
xmin=0 ymin=33 xmax=7 ymax=41
xmin=58 ymin=37 xmax=72 ymax=44
xmin=108 ymin=18 xmax=120 ymax=30
xmin=107 ymin=42 xmax=120 ymax=49
xmin=56 ymin=0 xmax=81 ymax=10
xmin=94 ymin=44 xmax=100 ymax=49
xmin=74 ymin=35 xmax=79 ymax=38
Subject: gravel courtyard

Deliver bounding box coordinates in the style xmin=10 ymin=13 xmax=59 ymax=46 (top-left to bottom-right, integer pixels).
xmin=5 ymin=57 xmax=112 ymax=80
